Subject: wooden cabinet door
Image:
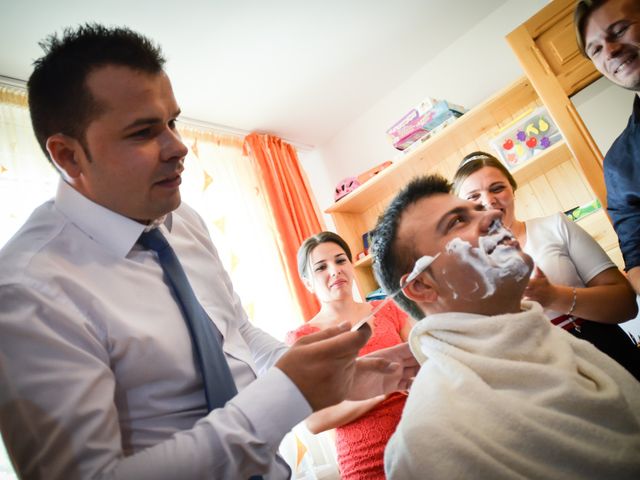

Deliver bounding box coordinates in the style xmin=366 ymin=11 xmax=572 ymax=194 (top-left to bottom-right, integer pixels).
xmin=506 ymin=0 xmax=607 ymax=207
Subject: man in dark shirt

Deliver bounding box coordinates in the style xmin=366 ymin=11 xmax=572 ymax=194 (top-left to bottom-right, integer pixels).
xmin=574 ymin=0 xmax=640 ymax=293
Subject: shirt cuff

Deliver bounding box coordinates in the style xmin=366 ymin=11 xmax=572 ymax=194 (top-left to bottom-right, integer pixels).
xmin=230 ymin=367 xmax=312 ymax=446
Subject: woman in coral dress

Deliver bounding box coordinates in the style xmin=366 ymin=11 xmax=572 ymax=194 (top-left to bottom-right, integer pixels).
xmin=287 ymin=231 xmax=413 ymax=479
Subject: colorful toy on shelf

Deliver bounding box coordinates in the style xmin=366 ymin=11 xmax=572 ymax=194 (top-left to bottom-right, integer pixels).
xmin=564 ymin=198 xmax=602 ymax=222
xmin=333 ymin=162 xmax=393 ymax=203
xmin=386 ymin=98 xmax=466 ymax=151
xmin=334 ymin=176 xmax=361 ymax=202
xmin=365 ymin=287 xmax=387 ymax=301
xmin=386 ymin=97 xmax=437 ymax=150
xmin=490 ymin=107 xmax=562 ymax=170
xmin=362 ymin=231 xmax=370 ymax=255
xmin=361 ymin=229 xmax=376 ymax=255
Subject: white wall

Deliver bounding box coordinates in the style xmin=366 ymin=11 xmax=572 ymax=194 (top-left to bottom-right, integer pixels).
xmin=303 ymin=0 xmax=548 ymax=221
xmin=297 ymin=148 xmax=335 ymax=231
xmin=572 ymin=77 xmax=636 ymax=154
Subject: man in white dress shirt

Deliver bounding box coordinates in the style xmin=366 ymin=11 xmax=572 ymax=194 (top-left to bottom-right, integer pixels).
xmin=371 ymin=175 xmax=640 ymax=479
xmin=0 ymin=24 xmax=416 ymax=479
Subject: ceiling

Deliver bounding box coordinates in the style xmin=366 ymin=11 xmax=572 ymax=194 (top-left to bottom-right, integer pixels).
xmin=0 ymin=0 xmax=507 ymax=149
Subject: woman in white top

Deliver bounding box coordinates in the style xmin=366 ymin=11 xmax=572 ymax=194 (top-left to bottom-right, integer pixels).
xmin=452 ymin=151 xmax=640 ymax=380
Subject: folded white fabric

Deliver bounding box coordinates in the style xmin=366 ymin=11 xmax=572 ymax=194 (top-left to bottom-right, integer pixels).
xmin=385 ymin=301 xmax=640 ymax=479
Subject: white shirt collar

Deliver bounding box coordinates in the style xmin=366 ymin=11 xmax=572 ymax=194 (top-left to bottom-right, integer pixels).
xmin=55 ymin=179 xmax=173 ymax=258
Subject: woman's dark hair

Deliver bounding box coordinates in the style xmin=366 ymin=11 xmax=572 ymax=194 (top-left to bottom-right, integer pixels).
xmin=452 ymin=151 xmax=517 ymax=196
xmin=27 ymin=23 xmax=166 ymax=163
xmin=297 ymin=231 xmax=353 ymax=280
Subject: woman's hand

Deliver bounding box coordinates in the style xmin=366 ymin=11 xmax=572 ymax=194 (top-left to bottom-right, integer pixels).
xmin=523 ymin=265 xmax=560 ymax=308
xmin=524 ymin=265 xmax=637 ymax=323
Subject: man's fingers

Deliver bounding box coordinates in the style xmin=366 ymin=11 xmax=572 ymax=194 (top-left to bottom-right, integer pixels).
xmin=364 ymin=342 xmax=418 ymax=364
xmin=398 ymin=376 xmax=415 ymax=392
xmin=385 ymin=362 xmax=401 ymax=374
xmin=403 ymin=365 xmax=420 ymax=379
xmin=322 ymin=328 xmax=371 ymax=356
xmin=295 ymin=325 xmax=371 ymax=358
xmin=293 ymin=322 xmax=350 ymax=345
xmin=357 ymin=356 xmax=396 ymax=373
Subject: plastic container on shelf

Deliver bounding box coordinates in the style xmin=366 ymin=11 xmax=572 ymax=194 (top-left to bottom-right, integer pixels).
xmin=385 ymin=98 xmax=437 ymax=150
xmin=387 ymin=99 xmax=465 ymax=151
xmin=365 ymin=287 xmax=386 ymax=301
xmin=489 ymin=107 xmax=562 ymax=170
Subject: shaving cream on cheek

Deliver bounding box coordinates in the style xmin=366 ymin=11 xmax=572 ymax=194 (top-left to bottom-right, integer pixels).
xmin=478 ymin=224 xmax=530 ymax=282
xmin=445 ymin=238 xmax=498 ymax=299
xmin=445 ymin=231 xmax=529 ymax=299
xmin=444 ymin=277 xmax=459 ymax=299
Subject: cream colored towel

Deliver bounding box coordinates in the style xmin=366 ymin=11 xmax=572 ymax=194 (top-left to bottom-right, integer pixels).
xmin=385 ymin=301 xmax=640 ymax=479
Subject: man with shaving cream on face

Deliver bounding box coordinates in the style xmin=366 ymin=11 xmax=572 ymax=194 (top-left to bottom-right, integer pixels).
xmin=371 ymin=174 xmax=640 ymax=479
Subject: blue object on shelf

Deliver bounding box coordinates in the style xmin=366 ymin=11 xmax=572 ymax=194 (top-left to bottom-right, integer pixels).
xmin=366 ymin=287 xmax=387 ymax=301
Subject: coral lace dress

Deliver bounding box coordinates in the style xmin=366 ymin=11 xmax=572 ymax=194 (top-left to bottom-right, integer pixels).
xmin=286 ymin=301 xmax=409 ymax=480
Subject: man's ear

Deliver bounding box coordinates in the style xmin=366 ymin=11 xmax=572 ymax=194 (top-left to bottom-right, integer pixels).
xmin=45 ymin=134 xmax=86 ymax=179
xmin=401 ymin=272 xmax=437 ymax=305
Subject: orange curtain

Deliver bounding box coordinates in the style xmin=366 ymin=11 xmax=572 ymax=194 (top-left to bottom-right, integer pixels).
xmin=243 ymin=132 xmax=321 ymax=321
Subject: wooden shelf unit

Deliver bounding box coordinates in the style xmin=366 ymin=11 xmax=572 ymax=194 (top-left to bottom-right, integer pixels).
xmin=327 ymin=77 xmax=539 ymax=217
xmin=506 ymin=0 xmax=606 ymax=205
xmin=326 ymin=77 xmax=616 ymax=296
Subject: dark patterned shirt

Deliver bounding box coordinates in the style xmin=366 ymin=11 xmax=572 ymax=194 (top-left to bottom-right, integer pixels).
xmin=605 ymin=94 xmax=640 ymax=271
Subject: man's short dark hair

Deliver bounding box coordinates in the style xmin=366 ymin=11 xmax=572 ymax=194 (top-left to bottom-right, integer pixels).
xmin=371 ymin=174 xmax=451 ymax=320
xmin=27 ymin=23 xmax=166 ymax=163
xmin=574 ymin=0 xmax=607 ymax=57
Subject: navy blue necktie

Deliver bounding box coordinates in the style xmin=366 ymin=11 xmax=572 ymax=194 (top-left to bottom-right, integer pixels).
xmin=140 ymin=228 xmax=265 ymax=479
xmin=138 ymin=228 xmax=238 ymax=411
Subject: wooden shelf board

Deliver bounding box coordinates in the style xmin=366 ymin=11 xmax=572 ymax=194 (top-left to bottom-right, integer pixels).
xmin=325 ymin=76 xmax=535 ymax=215
xmin=354 ymin=254 xmax=373 ymax=269
xmin=511 ymin=139 xmax=569 ymax=184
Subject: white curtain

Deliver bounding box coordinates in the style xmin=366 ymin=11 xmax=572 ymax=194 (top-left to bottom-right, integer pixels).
xmin=177 ymin=126 xmax=301 ymax=340
xmin=0 ymin=87 xmax=58 ymax=248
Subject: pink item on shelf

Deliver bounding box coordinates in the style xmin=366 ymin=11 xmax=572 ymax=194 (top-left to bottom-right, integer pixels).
xmin=334 ymin=177 xmax=361 ymax=202
xmin=387 ymin=100 xmax=465 ymax=151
